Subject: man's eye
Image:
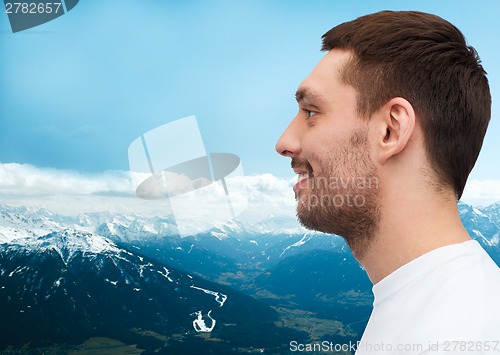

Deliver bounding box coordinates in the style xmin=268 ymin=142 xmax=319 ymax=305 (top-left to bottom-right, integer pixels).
xmin=303 ymin=109 xmax=317 ymax=119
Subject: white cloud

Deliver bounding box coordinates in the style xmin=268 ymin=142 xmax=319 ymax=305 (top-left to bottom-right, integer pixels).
xmin=0 ymin=163 xmax=298 ymax=220
xmin=461 ymin=179 xmax=500 ymax=206
xmin=2 ymin=162 xmax=497 ymax=221
xmin=0 ymin=163 xmax=134 ymax=196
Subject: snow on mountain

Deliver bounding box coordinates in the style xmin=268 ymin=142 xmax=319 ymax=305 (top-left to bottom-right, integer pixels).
xmin=2 ymin=202 xmax=500 ymax=254
xmin=0 ymin=204 xmax=347 ymax=283
xmin=252 ymin=214 xmax=305 ymax=235
xmin=0 ymin=204 xmax=307 ymax=246
xmin=0 ymin=204 xmax=176 ymax=244
xmin=0 ymin=225 xmax=231 ymax=335
xmin=280 ymin=233 xmax=312 ymax=257
xmin=0 ymin=218 xmax=299 ymax=353
xmin=20 ymin=230 xmax=122 ymax=264
xmin=459 ymin=202 xmax=500 ymax=247
xmin=0 ymin=206 xmax=70 ymax=243
xmin=1 ymin=202 xmax=499 ymax=352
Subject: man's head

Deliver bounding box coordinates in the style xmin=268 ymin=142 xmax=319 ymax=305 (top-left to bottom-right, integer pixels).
xmin=275 ymin=11 xmax=491 ymax=256
xmin=322 ymin=10 xmax=491 ymax=199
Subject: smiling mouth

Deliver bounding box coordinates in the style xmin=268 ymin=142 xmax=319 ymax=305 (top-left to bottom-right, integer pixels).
xmin=296 ymin=170 xmax=313 ymax=180
xmin=293 ymin=169 xmax=314 ymax=195
xmin=291 ymin=159 xmax=314 ymax=195
xmin=297 ymin=172 xmax=309 ymax=183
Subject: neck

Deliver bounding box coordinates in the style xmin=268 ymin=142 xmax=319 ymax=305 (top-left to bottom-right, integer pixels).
xmin=355 ymin=185 xmax=471 ymax=285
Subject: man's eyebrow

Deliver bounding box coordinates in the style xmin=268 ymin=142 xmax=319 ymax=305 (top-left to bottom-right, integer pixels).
xmin=295 ymin=87 xmax=324 ymax=105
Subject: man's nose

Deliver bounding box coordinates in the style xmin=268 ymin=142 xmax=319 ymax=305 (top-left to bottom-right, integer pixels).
xmin=275 ymin=117 xmax=302 ymax=158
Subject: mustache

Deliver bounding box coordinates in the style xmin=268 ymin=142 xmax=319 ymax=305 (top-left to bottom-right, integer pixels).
xmin=291 ymin=158 xmax=314 ymax=174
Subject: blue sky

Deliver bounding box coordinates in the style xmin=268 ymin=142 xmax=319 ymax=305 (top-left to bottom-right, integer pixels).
xmin=1 ymin=0 xmax=500 ymax=181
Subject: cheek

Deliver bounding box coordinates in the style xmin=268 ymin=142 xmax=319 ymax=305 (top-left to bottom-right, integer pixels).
xmin=301 ymin=128 xmax=338 ymax=156
xmin=302 ymin=144 xmax=335 ymax=177
xmin=303 ymin=127 xmax=341 ymax=156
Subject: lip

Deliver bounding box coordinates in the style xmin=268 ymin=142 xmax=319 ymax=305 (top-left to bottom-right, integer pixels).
xmin=293 ymin=175 xmax=310 ymax=194
xmin=293 ymin=168 xmax=308 ymax=175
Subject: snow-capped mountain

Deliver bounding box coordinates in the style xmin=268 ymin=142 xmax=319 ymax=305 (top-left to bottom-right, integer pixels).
xmin=0 ymin=204 xmax=344 ymax=272
xmin=0 ymin=205 xmax=177 ymax=244
xmin=2 ymin=202 xmax=500 ymax=352
xmin=0 ymin=226 xmax=303 ymax=353
xmin=2 ymin=202 xmax=500 ymax=277
xmin=459 ymin=203 xmax=500 ymax=246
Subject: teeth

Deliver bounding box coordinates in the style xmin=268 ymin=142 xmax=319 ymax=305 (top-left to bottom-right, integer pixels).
xmin=298 ymin=173 xmax=309 ymax=183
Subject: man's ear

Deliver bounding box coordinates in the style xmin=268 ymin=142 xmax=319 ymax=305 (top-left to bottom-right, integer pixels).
xmin=374 ymin=97 xmax=415 ymax=165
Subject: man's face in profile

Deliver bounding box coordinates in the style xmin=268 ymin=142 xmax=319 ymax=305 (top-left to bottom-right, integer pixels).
xmin=276 ymin=49 xmax=380 ymax=254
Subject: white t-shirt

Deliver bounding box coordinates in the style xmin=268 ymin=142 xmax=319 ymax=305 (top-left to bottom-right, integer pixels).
xmin=356 ymin=240 xmax=500 ymax=355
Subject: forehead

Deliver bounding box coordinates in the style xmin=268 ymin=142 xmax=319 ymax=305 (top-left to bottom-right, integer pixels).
xmin=297 ymin=49 xmax=354 ymax=103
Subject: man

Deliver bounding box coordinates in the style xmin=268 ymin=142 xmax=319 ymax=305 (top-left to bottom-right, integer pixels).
xmin=276 ymin=11 xmax=500 ymax=355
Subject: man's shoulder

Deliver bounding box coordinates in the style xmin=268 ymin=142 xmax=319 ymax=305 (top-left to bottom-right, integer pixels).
xmin=374 ymin=241 xmax=500 ymax=336
xmin=441 ymin=240 xmax=500 ymax=285
xmin=409 ymin=241 xmax=500 ymax=336
xmin=422 ymin=240 xmax=500 ymax=300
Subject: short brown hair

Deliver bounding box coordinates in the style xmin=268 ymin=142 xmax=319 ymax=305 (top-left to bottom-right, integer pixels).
xmin=322 ymin=11 xmax=491 ymax=199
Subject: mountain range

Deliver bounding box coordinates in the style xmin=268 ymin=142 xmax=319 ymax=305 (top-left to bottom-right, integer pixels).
xmin=1 ymin=202 xmax=500 ymax=354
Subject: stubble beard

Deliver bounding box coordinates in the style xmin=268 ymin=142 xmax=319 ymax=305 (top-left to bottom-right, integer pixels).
xmin=295 ymin=129 xmax=380 ymax=260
